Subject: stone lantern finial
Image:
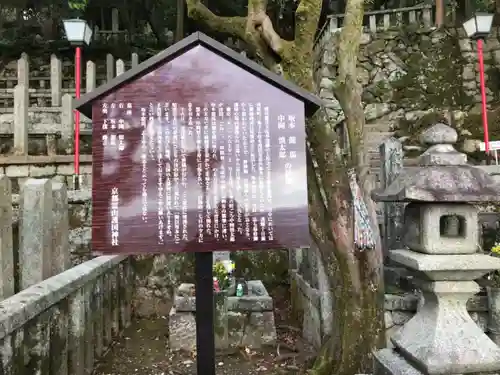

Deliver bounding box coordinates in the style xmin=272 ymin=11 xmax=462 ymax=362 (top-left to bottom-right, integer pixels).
xmin=418 ymin=123 xmax=467 ymax=166
xmin=419 ymin=122 xmax=458 ymax=145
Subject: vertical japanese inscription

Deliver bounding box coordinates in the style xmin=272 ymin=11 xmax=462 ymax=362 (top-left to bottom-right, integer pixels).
xmin=140 ymin=107 xmax=148 ymax=222
xmin=211 ymin=103 xmax=219 ymax=239
xmin=203 ymin=105 xmax=211 ymax=236
xmin=96 ymin=101 xmax=305 ymax=252
xmin=164 ymin=103 xmax=173 ymax=238
xmin=172 ymin=103 xmax=180 ymax=243
xmin=157 ymin=103 xmax=164 ymax=245
xmin=195 ymin=106 xmax=204 ymax=243
xmin=264 ymin=106 xmax=274 ymax=240
xmin=110 ymin=187 xmax=119 ymax=246
xmin=181 ymin=107 xmax=188 ymax=242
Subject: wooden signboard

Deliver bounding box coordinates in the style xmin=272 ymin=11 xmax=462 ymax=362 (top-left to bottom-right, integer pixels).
xmin=75 ymin=32 xmax=321 ymax=255
xmin=75 ymin=32 xmax=321 ymax=375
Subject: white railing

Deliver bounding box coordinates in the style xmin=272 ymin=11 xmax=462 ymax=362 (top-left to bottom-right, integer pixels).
xmin=315 ymin=4 xmax=434 ymax=46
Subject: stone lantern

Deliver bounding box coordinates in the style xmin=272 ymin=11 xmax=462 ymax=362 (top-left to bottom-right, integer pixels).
xmin=371 ymin=123 xmax=500 ymax=375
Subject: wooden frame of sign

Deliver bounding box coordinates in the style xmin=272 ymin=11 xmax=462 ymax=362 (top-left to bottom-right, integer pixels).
xmin=75 ymin=31 xmax=322 ymax=375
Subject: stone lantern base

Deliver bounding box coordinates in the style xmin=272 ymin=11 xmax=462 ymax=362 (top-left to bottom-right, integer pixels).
xmin=373 ymin=250 xmax=500 ymax=375
xmin=374 ymin=280 xmax=500 ymax=375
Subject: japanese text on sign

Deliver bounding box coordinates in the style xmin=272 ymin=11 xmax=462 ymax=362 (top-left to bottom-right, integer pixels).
xmin=96 ymin=100 xmax=304 ymax=251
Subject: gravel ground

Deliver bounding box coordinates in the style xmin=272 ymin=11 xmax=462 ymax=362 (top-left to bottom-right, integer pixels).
xmin=94 ymin=286 xmax=316 ymax=375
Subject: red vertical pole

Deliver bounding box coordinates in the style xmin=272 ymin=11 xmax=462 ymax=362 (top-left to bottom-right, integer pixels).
xmin=74 ymin=46 xmax=81 ymax=176
xmin=478 ymin=39 xmax=490 ymax=153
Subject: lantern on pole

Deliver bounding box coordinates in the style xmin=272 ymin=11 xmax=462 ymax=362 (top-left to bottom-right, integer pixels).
xmin=463 ymin=13 xmax=494 ymax=153
xmin=62 ymin=18 xmax=92 ymax=189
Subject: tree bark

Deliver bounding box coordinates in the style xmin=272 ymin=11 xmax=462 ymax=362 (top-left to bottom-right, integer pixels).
xmin=184 ymin=0 xmax=385 ymax=373
xmin=176 ymin=0 xmax=185 ymax=41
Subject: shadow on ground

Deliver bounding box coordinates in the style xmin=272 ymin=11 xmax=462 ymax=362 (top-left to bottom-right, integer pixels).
xmin=93 ymin=286 xmax=316 ymax=375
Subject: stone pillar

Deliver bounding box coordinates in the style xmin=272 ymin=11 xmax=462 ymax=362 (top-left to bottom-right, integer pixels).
xmin=116 ymin=59 xmax=125 ymax=76
xmin=0 ymin=175 xmax=14 ymax=299
xmin=86 ymin=60 xmax=96 ymax=93
xmin=17 ymin=53 xmax=29 ymax=88
xmin=111 ymin=8 xmax=119 ymax=36
xmin=379 ymin=137 xmax=404 ymax=255
xmin=13 ymin=84 xmax=28 ymax=155
xmin=83 ymin=282 xmax=94 ymax=371
xmin=50 ymin=303 xmax=69 ymax=375
xmin=50 ymin=182 xmax=70 ymax=275
xmin=106 ymin=54 xmax=115 ymax=82
xmin=68 ymin=288 xmax=85 ymax=375
xmin=214 ymin=292 xmax=228 ymax=348
xmin=213 ymin=251 xmax=230 ymax=264
xmin=94 ymin=276 xmax=104 ymax=357
xmin=19 ymin=179 xmax=53 ymax=290
xmin=372 ymin=123 xmax=500 ymax=375
xmin=50 ymin=54 xmax=62 ymax=107
xmin=93 ymin=25 xmax=100 ymax=41
xmin=61 ymin=94 xmax=74 ymax=153
xmin=131 ymin=53 xmax=139 ymax=67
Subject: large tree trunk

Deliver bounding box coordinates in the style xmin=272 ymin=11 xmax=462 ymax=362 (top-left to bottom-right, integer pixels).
xmin=183 ymin=0 xmax=385 ymax=373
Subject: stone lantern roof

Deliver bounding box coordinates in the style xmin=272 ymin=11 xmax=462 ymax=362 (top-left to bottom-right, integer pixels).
xmin=371 ymin=123 xmax=500 ymax=202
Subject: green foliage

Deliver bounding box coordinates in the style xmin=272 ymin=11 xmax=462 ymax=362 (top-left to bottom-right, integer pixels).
xmin=213 ymin=261 xmax=231 ymax=290
xmin=68 ymin=0 xmax=88 ymax=11
xmin=231 ymin=250 xmax=289 ymax=286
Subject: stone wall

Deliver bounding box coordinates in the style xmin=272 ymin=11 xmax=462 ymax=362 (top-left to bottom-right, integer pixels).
xmin=290 ymin=266 xmax=490 ymax=350
xmin=5 ymin=165 xmax=92 ymax=265
xmin=314 ymin=24 xmax=500 ymax=164
xmin=289 ymin=247 xmax=332 ymax=349
xmin=0 ymin=255 xmax=134 ymax=374
xmin=0 ymin=174 xmax=135 ymax=374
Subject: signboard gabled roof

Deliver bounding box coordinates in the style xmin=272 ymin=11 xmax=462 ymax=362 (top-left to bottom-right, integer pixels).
xmin=74 ymin=32 xmax=323 ymax=119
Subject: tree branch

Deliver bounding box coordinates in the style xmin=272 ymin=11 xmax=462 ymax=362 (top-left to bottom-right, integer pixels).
xmin=246 ymin=0 xmax=285 ymax=58
xmin=252 ymin=12 xmax=284 ymax=55
xmin=185 ymin=0 xmax=247 ymax=40
xmin=294 ymin=0 xmax=323 ymax=49
xmin=334 ymin=0 xmax=366 ymax=170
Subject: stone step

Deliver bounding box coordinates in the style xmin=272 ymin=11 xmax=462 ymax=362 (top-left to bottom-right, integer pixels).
xmin=365 ymin=132 xmax=395 ymax=146
xmin=365 ymin=130 xmax=394 ymax=137
xmin=368 ymin=150 xmax=382 ymax=158
xmin=365 ymin=121 xmax=394 ymax=132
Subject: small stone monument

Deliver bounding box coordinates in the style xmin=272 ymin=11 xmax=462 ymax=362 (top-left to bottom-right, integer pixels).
xmin=213 ymin=251 xmax=231 ymax=264
xmin=372 ymin=123 xmax=500 ymax=374
xmin=169 ymin=280 xmax=277 ymax=350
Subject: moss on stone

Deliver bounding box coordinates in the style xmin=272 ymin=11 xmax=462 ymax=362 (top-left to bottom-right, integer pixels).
xmin=462 ymin=103 xmax=500 ymax=162
xmin=395 ymin=111 xmax=449 ymax=158
xmin=392 ymin=30 xmax=473 ymax=111
xmin=395 ymin=102 xmax=500 ymax=162
xmin=289 ymin=276 xmax=304 ymax=327
xmin=486 ymin=64 xmax=500 ymax=102
xmin=231 ymin=249 xmax=289 ymax=287
xmin=227 ymin=312 xmax=246 ymax=332
xmin=213 ymin=292 xmax=228 ymax=338
xmin=131 ymin=256 xmax=155 ymax=279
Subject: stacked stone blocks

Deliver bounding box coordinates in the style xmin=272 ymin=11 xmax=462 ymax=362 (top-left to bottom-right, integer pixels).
xmin=169 ymin=280 xmax=277 ymax=350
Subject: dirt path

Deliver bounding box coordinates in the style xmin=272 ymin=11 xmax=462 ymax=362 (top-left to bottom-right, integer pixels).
xmin=94 ymin=286 xmax=316 ymax=375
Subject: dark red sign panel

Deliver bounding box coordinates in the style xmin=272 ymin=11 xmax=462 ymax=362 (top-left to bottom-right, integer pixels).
xmin=91 ymin=45 xmax=309 ymax=254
